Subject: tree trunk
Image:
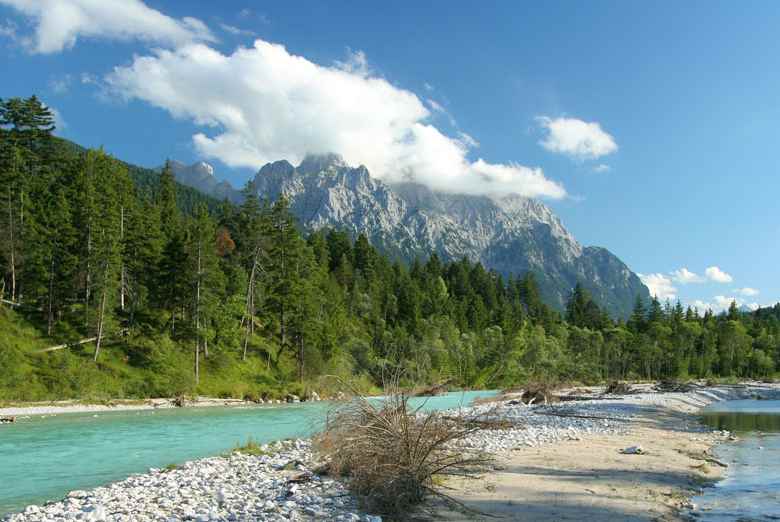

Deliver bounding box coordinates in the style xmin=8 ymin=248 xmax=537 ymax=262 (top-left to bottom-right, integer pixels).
xmin=85 ymin=224 xmax=91 ymax=327
xmin=94 ymin=286 xmax=107 ymax=362
xmin=242 ymin=249 xmax=259 ymax=361
xmin=7 ymin=188 xmax=16 ymax=303
xmin=47 ymin=255 xmax=55 ymax=335
xmin=195 ymin=339 xmax=200 ymax=386
xmin=119 ymin=206 xmax=125 ymax=311
xmin=194 ymin=240 xmax=201 ymax=384
xmin=298 ymin=334 xmax=304 ymax=382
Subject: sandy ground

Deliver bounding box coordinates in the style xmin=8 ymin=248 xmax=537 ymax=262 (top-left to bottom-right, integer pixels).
xmin=425 ymin=394 xmax=734 ymax=522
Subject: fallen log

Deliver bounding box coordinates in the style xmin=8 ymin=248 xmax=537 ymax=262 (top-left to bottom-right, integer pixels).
xmin=35 ymin=329 xmax=129 ymax=353
xmin=537 ymin=410 xmax=628 ymax=423
xmin=36 ymin=337 xmax=98 ymax=353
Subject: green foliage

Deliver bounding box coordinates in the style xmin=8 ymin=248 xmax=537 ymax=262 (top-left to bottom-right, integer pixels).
xmin=1 ymin=95 xmax=779 ymax=403
xmin=231 ymin=438 xmax=269 ymax=456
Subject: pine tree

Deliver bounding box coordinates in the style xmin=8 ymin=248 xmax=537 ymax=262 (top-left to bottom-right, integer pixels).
xmin=158 ymin=160 xmax=180 ymax=240
xmin=88 ymin=151 xmax=124 ymax=361
xmin=187 ymin=204 xmax=224 ymax=384
xmin=628 ymin=295 xmax=647 ymax=333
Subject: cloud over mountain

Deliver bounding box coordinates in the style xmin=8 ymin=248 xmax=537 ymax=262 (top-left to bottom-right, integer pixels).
xmin=106 ymin=39 xmax=566 ymax=199
xmin=638 ymin=272 xmax=677 ymax=300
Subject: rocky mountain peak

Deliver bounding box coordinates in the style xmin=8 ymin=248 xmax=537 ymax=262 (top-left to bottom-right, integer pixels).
xmin=194 ymin=161 xmax=214 ymax=176
xmin=297 ymin=153 xmax=347 ymax=174
xmin=171 ymin=152 xmax=649 ymax=317
xmin=167 ymin=160 xmax=242 ymax=203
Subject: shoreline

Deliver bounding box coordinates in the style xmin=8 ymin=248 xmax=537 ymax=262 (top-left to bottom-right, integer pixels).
xmin=0 ymin=396 xmax=324 ymax=418
xmin=427 ymin=382 xmax=778 ymax=521
xmin=3 ymin=382 xmax=778 ymax=521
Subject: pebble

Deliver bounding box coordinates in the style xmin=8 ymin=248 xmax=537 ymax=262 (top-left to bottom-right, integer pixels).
xmin=3 ymin=439 xmax=379 ymax=522
xmin=6 ymin=383 xmax=774 ymax=521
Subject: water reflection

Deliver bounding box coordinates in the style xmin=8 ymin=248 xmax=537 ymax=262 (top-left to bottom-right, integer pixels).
xmin=702 ymin=411 xmax=780 ymax=432
xmin=693 ymin=400 xmax=780 ymax=521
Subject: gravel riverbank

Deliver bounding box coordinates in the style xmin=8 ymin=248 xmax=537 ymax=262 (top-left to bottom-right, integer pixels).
xmin=0 ymin=396 xmax=314 ymax=418
xmin=4 ymin=382 xmax=778 ymax=522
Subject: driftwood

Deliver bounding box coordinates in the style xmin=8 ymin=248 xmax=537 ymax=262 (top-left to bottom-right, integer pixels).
xmin=442 ymin=415 xmax=520 ymax=430
xmin=556 ymin=394 xmax=615 ymax=402
xmin=36 ymin=337 xmax=98 ymax=353
xmin=0 ymin=416 xmax=16 ymax=424
xmin=538 ymin=410 xmax=627 ymax=423
xmin=413 ymin=378 xmax=455 ymax=397
xmin=35 ymin=329 xmax=128 ymax=353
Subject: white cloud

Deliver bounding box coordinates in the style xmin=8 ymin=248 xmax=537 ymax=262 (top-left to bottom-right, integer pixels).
xmin=713 ymin=295 xmax=736 ymax=309
xmin=49 ymin=74 xmax=72 ymax=94
xmin=219 ymin=23 xmax=255 ymax=37
xmin=0 ymin=19 xmax=17 ymax=40
xmin=237 ymin=8 xmax=268 ymax=24
xmin=80 ymin=72 xmax=98 ymax=84
xmin=592 ymin=164 xmax=611 ymax=173
xmin=705 ymin=266 xmax=733 ymax=283
xmin=333 ymin=48 xmax=370 ymax=76
xmin=106 ymin=40 xmax=566 ymax=199
xmin=425 ymin=98 xmax=458 ymax=127
xmin=690 ymin=300 xmax=712 ymax=313
xmin=0 ymin=0 xmax=215 ymax=53
xmin=39 ymin=103 xmax=66 ymax=131
xmin=638 ymin=273 xmax=677 ymax=300
xmin=537 ymin=116 xmax=618 ymax=160
xmin=671 ymin=267 xmax=705 ymax=284
xmin=692 ymin=295 xmax=760 ymax=314
xmin=426 ymin=98 xmax=446 ymax=113
xmin=734 ymin=287 xmax=759 ymax=297
xmin=457 ymin=131 xmax=479 ymax=149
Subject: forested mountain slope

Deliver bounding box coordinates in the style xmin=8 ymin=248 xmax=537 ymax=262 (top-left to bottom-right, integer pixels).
xmin=1 ymin=96 xmax=778 ymax=403
xmin=173 ymin=153 xmax=649 ymax=318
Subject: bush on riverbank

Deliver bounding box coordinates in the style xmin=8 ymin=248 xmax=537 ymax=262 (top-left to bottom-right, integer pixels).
xmin=316 ymin=387 xmax=491 ymax=518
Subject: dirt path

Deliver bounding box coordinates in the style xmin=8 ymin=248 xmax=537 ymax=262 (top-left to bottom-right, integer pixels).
xmin=428 ymin=406 xmax=727 ymax=521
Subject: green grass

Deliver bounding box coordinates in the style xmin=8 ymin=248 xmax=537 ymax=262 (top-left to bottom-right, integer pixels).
xmin=0 ymin=308 xmax=318 ymax=403
xmin=230 ymin=438 xmax=269 ymax=456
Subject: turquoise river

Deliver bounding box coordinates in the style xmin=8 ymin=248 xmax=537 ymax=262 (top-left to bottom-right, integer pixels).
xmin=0 ymin=391 xmax=496 ymax=516
xmin=695 ymin=399 xmax=780 ymax=521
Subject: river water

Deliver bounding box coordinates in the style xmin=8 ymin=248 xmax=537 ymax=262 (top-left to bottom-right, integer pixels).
xmin=0 ymin=391 xmax=495 ymax=515
xmin=694 ymin=399 xmax=780 ymax=521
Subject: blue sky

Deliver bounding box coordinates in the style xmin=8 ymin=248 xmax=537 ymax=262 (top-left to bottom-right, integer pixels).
xmin=1 ymin=0 xmax=777 ymax=312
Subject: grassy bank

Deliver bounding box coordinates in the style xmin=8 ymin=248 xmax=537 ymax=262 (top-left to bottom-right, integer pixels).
xmin=0 ymin=308 xmax=377 ymax=403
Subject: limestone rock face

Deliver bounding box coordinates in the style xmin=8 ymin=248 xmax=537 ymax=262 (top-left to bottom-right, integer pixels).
xmin=171 ymin=153 xmax=648 ymax=317
xmin=248 ymin=154 xmax=649 ymax=318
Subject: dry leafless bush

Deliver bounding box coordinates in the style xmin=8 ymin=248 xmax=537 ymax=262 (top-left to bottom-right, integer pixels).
xmin=315 ymin=377 xmax=493 ymax=518
xmin=604 ymin=381 xmax=634 ymax=395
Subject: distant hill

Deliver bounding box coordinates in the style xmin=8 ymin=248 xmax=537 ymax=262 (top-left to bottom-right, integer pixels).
xmin=54 ymin=138 xmax=221 ymax=214
xmin=167 ymin=160 xmax=243 ymax=204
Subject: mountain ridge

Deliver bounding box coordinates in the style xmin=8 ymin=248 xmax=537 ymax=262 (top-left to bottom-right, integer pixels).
xmin=169 ymin=154 xmax=649 ymax=317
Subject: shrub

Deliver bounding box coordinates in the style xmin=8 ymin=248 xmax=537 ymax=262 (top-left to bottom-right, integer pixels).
xmin=315 ymin=385 xmax=491 ymax=518
xmin=604 ymin=381 xmax=634 ymax=395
